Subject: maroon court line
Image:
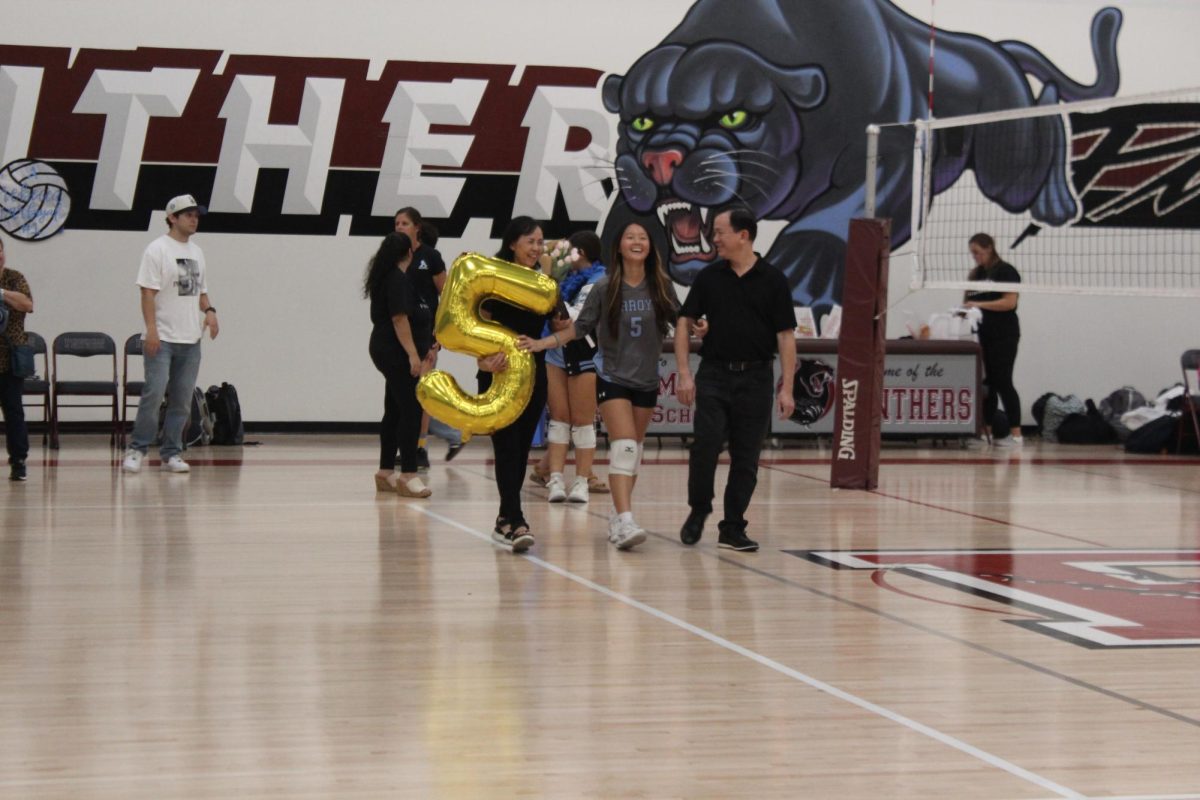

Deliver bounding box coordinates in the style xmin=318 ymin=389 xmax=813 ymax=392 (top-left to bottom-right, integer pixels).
xmin=761 ymin=462 xmax=1113 ymax=549
xmin=1047 ymin=463 xmax=1200 ymax=497
xmin=870 ymin=569 xmax=1044 ymax=618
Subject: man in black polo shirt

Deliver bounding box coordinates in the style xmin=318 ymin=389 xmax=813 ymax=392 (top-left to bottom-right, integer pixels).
xmin=674 ymin=207 xmax=796 ymax=551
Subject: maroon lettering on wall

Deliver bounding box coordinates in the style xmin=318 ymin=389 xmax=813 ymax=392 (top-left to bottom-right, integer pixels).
xmin=0 ymin=44 xmax=607 ymax=237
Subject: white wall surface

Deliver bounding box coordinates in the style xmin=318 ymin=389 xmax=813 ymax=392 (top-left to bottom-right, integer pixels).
xmin=1 ymin=0 xmax=1196 ymax=422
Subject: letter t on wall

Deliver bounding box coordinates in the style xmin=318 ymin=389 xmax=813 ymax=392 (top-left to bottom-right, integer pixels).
xmin=74 ymin=68 xmax=200 ymax=210
xmin=0 ymin=66 xmax=45 ymax=167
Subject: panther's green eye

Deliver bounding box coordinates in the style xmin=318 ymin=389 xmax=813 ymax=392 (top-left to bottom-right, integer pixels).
xmin=630 ymin=116 xmax=655 ymax=133
xmin=719 ymin=110 xmax=749 ymax=130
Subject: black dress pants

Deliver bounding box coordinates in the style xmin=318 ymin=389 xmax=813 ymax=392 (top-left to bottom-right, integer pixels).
xmin=687 ymin=362 xmax=774 ymax=524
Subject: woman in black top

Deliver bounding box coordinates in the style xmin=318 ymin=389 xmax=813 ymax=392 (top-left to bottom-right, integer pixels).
xmin=963 ymin=232 xmax=1022 ymax=443
xmin=393 ymin=207 xmax=463 ymax=466
xmin=365 ymin=232 xmax=433 ymax=497
xmin=478 ymin=216 xmax=555 ymax=552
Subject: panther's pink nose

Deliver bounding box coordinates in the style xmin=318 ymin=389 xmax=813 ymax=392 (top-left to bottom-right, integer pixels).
xmin=641 ymin=148 xmax=684 ymax=185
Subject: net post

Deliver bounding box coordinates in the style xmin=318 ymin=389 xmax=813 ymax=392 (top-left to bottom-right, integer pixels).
xmin=865 ymin=124 xmax=881 ymax=218
xmin=831 ymin=218 xmax=890 ymax=491
xmin=909 ymin=120 xmax=928 ymax=291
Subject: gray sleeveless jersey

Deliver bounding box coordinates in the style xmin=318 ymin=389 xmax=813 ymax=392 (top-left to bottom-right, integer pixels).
xmin=574 ymin=277 xmax=677 ymax=392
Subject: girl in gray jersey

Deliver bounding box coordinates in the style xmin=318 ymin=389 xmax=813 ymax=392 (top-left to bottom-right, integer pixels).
xmin=519 ymin=223 xmax=678 ymax=549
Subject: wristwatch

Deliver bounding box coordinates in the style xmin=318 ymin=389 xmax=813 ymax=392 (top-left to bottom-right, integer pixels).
xmin=204 ymin=307 xmax=217 ymax=314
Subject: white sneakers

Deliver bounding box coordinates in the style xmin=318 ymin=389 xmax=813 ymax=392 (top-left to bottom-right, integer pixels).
xmin=567 ymin=476 xmax=589 ymax=503
xmin=121 ymin=449 xmax=189 ymax=474
xmin=993 ymin=435 xmax=1024 ymax=448
xmin=609 ymin=512 xmax=647 ymax=550
xmin=547 ymin=473 xmax=567 ymax=503
xmin=121 ymin=449 xmax=144 ymax=473
xmin=548 ymin=474 xmax=590 ymax=504
xmin=162 ymin=456 xmax=190 ymax=473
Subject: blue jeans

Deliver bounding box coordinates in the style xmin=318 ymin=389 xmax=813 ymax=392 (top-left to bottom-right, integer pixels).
xmin=128 ymin=341 xmax=201 ymax=459
xmin=428 ymin=416 xmax=462 ymax=447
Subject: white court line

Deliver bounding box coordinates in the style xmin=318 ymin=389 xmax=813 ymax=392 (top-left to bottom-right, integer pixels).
xmin=415 ymin=506 xmax=1085 ymax=799
xmin=1027 ymin=796 xmax=1200 ymax=800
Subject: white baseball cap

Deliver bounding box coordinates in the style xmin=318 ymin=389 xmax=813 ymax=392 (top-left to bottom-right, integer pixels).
xmin=165 ymin=194 xmax=206 ymax=215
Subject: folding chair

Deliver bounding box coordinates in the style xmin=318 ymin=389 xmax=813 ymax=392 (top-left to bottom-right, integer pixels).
xmin=1180 ymin=349 xmax=1200 ymax=452
xmin=18 ymin=331 xmax=51 ymax=445
xmin=121 ymin=333 xmax=144 ymax=446
xmin=50 ymin=332 xmax=119 ymax=449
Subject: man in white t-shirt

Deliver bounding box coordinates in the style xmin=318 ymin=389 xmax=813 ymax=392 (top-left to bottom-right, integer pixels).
xmin=122 ymin=194 xmax=219 ymax=474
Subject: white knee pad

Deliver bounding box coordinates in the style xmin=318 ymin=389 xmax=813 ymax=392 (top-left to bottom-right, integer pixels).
xmin=609 ymin=438 xmax=639 ymax=477
xmin=633 ymin=442 xmax=644 ymax=475
xmin=571 ymin=424 xmax=597 ymax=449
xmin=547 ymin=419 xmax=571 ymax=445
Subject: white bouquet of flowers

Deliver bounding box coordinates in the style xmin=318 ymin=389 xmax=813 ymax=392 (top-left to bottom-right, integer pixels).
xmin=542 ymin=239 xmax=579 ymax=282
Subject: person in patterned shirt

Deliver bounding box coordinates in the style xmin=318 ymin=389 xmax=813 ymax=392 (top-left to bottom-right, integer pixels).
xmin=0 ymin=236 xmax=35 ymax=481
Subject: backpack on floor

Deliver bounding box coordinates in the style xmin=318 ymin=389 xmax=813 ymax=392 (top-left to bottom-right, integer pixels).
xmin=1032 ymin=392 xmax=1057 ymax=432
xmin=1056 ymin=399 xmax=1118 ymax=445
xmin=186 ymin=387 xmax=214 ymax=447
xmin=1098 ymin=386 xmax=1146 ymax=441
xmin=205 ymin=382 xmax=245 ymax=445
xmin=1124 ymin=413 xmax=1179 ymax=454
xmin=159 ymin=386 xmax=213 ymax=449
xmin=1041 ymin=394 xmax=1085 ymax=443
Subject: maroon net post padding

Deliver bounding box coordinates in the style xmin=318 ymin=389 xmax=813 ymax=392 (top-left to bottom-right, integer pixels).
xmin=830 ymin=218 xmax=890 ymax=490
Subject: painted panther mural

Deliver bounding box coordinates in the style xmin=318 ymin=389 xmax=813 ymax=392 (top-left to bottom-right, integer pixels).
xmin=601 ymin=0 xmax=1123 ymax=316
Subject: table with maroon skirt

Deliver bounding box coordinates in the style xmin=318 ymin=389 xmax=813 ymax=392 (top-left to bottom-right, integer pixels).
xmin=642 ymin=338 xmax=982 ymax=439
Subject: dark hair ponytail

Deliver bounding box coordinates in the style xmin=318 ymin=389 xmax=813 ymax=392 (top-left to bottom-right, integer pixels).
xmin=363 ymin=232 xmax=413 ymax=298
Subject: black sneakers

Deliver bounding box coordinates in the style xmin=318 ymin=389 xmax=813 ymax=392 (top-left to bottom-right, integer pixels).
xmin=445 ymin=442 xmax=464 ymax=462
xmin=416 ymin=447 xmax=431 ymax=471
xmin=717 ymin=521 xmax=759 ymax=552
xmin=680 ymin=510 xmax=707 ymax=545
xmin=9 ymin=460 xmax=26 ymax=482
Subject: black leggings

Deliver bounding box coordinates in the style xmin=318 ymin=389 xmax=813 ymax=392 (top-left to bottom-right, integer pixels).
xmin=980 ymin=333 xmax=1021 ymax=430
xmin=374 ymin=356 xmax=421 ymax=473
xmin=481 ymin=366 xmax=547 ymax=526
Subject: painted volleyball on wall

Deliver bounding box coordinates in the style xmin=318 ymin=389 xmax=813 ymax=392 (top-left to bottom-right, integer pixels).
xmin=0 ymin=159 xmax=71 ymax=241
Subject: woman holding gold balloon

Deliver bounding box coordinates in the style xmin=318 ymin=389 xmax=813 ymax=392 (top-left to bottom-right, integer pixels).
xmin=478 ymin=216 xmax=558 ymax=552
xmin=366 ymin=232 xmax=433 ymax=498
xmin=518 ymin=222 xmax=678 ymax=550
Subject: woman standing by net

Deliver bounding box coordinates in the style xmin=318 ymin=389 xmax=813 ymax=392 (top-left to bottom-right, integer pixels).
xmin=963 ymin=233 xmax=1022 ymax=446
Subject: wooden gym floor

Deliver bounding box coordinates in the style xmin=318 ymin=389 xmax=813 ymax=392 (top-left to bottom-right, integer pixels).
xmin=1 ymin=435 xmax=1198 ymax=799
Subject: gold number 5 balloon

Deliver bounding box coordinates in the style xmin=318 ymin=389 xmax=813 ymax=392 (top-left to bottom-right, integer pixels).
xmin=417 ymin=253 xmax=558 ymax=439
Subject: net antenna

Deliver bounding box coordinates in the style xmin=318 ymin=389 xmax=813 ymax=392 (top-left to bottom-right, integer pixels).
xmin=872 ymin=86 xmax=1200 ymax=298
